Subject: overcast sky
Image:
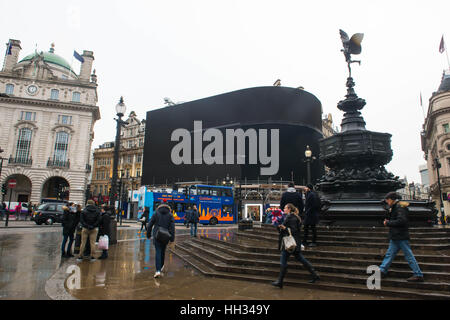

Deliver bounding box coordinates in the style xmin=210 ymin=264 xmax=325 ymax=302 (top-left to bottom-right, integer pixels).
xmin=2 ymin=0 xmax=449 ymax=184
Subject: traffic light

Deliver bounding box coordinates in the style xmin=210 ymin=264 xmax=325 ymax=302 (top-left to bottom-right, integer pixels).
xmin=1 ymin=183 xmax=7 ymax=195
xmin=443 ymin=192 xmax=448 ymax=202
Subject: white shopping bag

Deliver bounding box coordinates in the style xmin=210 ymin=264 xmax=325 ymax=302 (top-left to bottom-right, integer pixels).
xmin=98 ymin=235 xmax=109 ymax=250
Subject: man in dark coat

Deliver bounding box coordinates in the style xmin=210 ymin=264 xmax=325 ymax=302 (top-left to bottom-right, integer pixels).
xmin=77 ymin=200 xmax=101 ymax=261
xmin=61 ymin=205 xmax=80 ymax=257
xmin=147 ymin=200 xmax=175 ymax=278
xmin=303 ymin=184 xmax=320 ymax=247
xmin=189 ymin=205 xmax=199 ymax=237
xmin=280 ymin=183 xmax=304 ymax=214
xmin=98 ymin=205 xmax=111 ymax=259
xmin=379 ymin=192 xmax=424 ymax=282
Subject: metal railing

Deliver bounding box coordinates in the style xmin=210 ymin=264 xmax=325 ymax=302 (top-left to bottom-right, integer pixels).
xmin=8 ymin=156 xmax=32 ymax=165
xmin=47 ymin=158 xmax=70 ymax=168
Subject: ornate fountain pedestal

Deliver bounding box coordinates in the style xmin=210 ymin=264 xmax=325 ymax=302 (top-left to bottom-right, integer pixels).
xmin=315 ymin=74 xmax=437 ymax=226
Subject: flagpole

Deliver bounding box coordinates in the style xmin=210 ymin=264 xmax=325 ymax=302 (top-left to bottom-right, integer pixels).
xmin=69 ymin=50 xmax=74 ymax=79
xmin=445 ymin=37 xmax=450 ymax=70
xmin=420 ymin=92 xmax=426 ymax=120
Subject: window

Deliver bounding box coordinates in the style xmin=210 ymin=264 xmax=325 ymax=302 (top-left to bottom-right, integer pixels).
xmin=136 ymin=154 xmax=142 ymax=163
xmin=50 ymin=89 xmax=59 ymax=100
xmin=99 ymin=185 xmax=103 ymax=194
xmin=61 ymin=74 xmax=68 ymax=80
xmin=198 ymin=188 xmax=210 ymax=196
xmin=128 ymin=140 xmax=134 ymax=148
xmin=20 ymin=111 xmax=36 ymax=121
xmin=58 ymin=115 xmax=72 ymax=125
xmin=126 ymin=169 xmax=130 ymax=178
xmin=15 ymin=128 xmax=32 ymax=161
xmin=53 ymin=131 xmax=69 ymax=162
xmin=139 ymin=138 xmax=144 ymax=147
xmin=72 ymin=92 xmax=81 ymax=102
xmin=136 ymin=169 xmax=141 ymax=177
xmin=5 ymin=84 xmax=14 ymax=95
xmin=128 ymin=155 xmax=133 ymax=163
xmin=444 ymin=123 xmax=450 ymax=133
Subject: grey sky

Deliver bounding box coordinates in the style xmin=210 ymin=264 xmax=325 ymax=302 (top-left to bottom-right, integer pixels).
xmin=2 ymin=0 xmax=449 ymax=184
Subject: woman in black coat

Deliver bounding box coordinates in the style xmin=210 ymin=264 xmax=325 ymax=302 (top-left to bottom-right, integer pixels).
xmin=61 ymin=205 xmax=79 ymax=257
xmin=271 ymin=203 xmax=320 ymax=288
xmin=98 ymin=206 xmax=112 ymax=259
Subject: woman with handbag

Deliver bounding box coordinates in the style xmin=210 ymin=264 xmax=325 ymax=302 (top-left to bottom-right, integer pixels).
xmin=98 ymin=205 xmax=111 ymax=260
xmin=147 ymin=200 xmax=175 ymax=278
xmin=271 ymin=203 xmax=320 ymax=288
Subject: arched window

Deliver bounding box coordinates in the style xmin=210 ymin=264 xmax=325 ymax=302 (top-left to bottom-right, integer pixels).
xmin=51 ymin=89 xmax=59 ymax=100
xmin=53 ymin=131 xmax=69 ymax=163
xmin=72 ymin=92 xmax=81 ymax=102
xmin=15 ymin=128 xmax=32 ymax=162
xmin=5 ymin=84 xmax=14 ymax=95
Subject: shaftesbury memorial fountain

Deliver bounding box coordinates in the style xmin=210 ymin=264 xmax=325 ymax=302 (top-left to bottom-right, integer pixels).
xmin=316 ymin=30 xmax=437 ymax=226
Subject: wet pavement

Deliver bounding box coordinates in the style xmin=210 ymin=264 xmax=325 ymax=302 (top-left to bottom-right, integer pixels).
xmin=0 ymin=222 xmax=399 ymax=300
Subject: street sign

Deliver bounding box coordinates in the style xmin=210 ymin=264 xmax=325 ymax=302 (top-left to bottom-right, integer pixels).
xmin=8 ymin=179 xmax=16 ymax=189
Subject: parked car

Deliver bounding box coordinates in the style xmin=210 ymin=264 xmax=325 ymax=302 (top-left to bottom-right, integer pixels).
xmin=32 ymin=202 xmax=66 ymax=225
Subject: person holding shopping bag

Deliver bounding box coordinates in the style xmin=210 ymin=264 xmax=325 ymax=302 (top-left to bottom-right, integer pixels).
xmin=271 ymin=203 xmax=320 ymax=288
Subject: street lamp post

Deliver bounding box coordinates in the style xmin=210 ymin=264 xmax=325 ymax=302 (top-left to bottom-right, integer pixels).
xmin=304 ymin=145 xmax=315 ymax=185
xmin=433 ymin=157 xmax=445 ymax=225
xmin=110 ymin=97 xmax=127 ymax=213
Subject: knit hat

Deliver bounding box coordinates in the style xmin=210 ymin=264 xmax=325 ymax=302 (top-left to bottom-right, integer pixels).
xmin=87 ymin=199 xmax=95 ymax=205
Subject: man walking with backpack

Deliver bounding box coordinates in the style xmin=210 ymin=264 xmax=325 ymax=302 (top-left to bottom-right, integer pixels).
xmin=379 ymin=192 xmax=424 ymax=282
xmin=147 ymin=199 xmax=175 ymax=278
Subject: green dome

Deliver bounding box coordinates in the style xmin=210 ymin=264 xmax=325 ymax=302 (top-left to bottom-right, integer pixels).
xmin=19 ymin=50 xmax=72 ymax=71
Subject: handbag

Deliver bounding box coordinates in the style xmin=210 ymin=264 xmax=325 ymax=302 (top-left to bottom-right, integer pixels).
xmin=282 ymin=228 xmax=297 ymax=253
xmin=154 ymin=212 xmax=171 ymax=245
xmin=98 ymin=235 xmax=109 ymax=250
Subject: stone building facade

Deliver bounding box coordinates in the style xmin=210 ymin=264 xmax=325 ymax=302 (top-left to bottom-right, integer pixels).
xmin=0 ymin=39 xmax=100 ymax=204
xmin=90 ymin=112 xmax=145 ymax=203
xmin=421 ymin=70 xmax=450 ymax=219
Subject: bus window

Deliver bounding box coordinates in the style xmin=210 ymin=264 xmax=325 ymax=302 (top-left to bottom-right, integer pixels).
xmin=189 ymin=187 xmax=198 ymax=195
xmin=210 ymin=188 xmax=219 ymax=196
xmin=198 ymin=188 xmax=210 ymax=196
xmin=175 ymin=203 xmax=185 ymax=212
xmin=222 ymin=188 xmax=233 ymax=197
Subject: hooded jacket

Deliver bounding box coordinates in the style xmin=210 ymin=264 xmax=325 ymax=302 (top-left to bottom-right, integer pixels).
xmin=304 ymin=190 xmax=320 ymax=225
xmin=62 ymin=207 xmax=80 ymax=235
xmin=80 ymin=204 xmax=101 ymax=230
xmin=386 ymin=201 xmax=410 ymax=240
xmin=280 ymin=188 xmax=304 ymax=214
xmin=147 ymin=204 xmax=175 ymax=244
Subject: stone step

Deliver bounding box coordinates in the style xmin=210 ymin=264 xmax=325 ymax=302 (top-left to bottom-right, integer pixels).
xmin=236 ymin=231 xmax=450 ymax=250
xmin=199 ymin=236 xmax=450 ymax=264
xmin=174 ymin=241 xmax=450 ymax=299
xmin=260 ymin=224 xmax=450 ymax=233
xmin=190 ymin=238 xmax=450 ymax=272
xmin=245 ymin=229 xmax=450 ymax=244
xmin=250 ymin=227 xmax=450 ymax=238
xmin=186 ymin=239 xmax=450 ymax=283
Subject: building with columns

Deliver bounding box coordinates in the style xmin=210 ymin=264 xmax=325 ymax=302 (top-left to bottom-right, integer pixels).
xmin=421 ymin=70 xmax=450 ymax=220
xmin=0 ymin=39 xmax=100 ymax=205
xmin=90 ymin=111 xmax=145 ymax=209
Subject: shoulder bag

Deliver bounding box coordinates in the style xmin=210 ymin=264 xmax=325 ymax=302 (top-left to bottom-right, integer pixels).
xmin=154 ymin=212 xmax=171 ymax=245
xmin=282 ymin=227 xmax=297 ymax=253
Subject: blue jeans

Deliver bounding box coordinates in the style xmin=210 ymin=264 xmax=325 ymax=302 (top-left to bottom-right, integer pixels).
xmin=280 ymin=248 xmax=316 ymax=275
xmin=154 ymin=241 xmax=167 ymax=272
xmin=379 ymin=240 xmax=423 ymax=277
xmin=61 ymin=233 xmax=74 ymax=253
xmin=190 ymin=223 xmax=198 ymax=237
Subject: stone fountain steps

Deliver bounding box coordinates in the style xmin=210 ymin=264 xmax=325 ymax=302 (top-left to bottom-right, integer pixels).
xmin=251 ymin=226 xmax=450 ymax=238
xmin=174 ymin=239 xmax=450 ymax=300
xmin=193 ymin=237 xmax=450 ymax=272
xmin=200 ymin=236 xmax=450 ymax=264
xmin=187 ymin=238 xmax=450 ymax=282
xmin=260 ymin=224 xmax=450 ymax=233
xmin=236 ymin=231 xmax=450 ymax=251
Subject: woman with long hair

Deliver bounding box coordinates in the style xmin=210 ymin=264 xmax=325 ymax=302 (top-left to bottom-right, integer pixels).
xmin=271 ymin=203 xmax=320 ymax=288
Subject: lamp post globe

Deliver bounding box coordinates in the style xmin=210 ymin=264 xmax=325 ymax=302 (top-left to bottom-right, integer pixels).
xmin=115 ymin=96 xmax=126 ymax=117
xmin=305 ymin=145 xmax=312 ymax=158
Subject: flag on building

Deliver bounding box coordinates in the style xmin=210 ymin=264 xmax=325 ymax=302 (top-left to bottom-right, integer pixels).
xmin=73 ymin=50 xmax=84 ymax=63
xmin=439 ymin=35 xmax=445 ymax=54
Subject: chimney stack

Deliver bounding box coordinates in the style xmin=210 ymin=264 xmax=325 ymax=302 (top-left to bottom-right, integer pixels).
xmin=2 ymin=39 xmax=21 ymax=72
xmin=79 ymin=50 xmax=94 ymax=81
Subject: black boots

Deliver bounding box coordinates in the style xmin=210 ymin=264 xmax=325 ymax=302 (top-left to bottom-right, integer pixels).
xmin=303 ymin=259 xmax=320 ymax=283
xmin=66 ymin=249 xmax=74 ymax=257
xmin=98 ymin=250 xmax=108 ymax=260
xmin=271 ymin=267 xmax=287 ymax=288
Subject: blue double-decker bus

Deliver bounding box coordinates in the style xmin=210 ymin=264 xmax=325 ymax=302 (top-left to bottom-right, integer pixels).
xmin=138 ymin=184 xmax=236 ymax=225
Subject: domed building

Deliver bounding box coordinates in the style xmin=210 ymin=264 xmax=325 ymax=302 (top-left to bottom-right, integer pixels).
xmin=0 ymin=39 xmax=100 ymax=206
xmin=421 ymin=70 xmax=450 ymax=221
